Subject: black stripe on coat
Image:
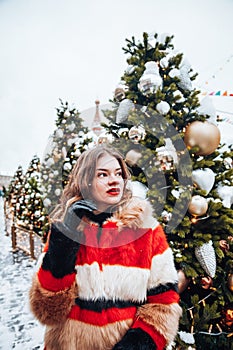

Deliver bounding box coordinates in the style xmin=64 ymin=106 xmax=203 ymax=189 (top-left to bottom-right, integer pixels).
xmin=75 ymin=298 xmax=143 ymax=312
xmin=147 ymin=282 xmax=179 ymax=296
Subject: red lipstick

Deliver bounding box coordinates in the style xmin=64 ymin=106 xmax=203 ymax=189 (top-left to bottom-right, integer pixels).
xmin=107 ymin=188 xmax=120 ymax=195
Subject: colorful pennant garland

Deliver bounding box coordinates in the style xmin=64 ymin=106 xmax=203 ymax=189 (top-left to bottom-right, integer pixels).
xmin=201 ymin=91 xmax=233 ymax=96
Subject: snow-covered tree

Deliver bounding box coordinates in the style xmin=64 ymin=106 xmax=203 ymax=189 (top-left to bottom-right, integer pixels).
xmin=6 ymin=165 xmax=25 ymax=217
xmin=41 ymin=99 xmax=95 ymax=214
xmin=16 ymin=155 xmax=48 ymax=240
xmin=102 ymin=31 xmax=233 ymax=349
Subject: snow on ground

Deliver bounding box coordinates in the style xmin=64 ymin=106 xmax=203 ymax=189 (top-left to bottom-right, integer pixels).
xmin=0 ymin=198 xmax=44 ymax=350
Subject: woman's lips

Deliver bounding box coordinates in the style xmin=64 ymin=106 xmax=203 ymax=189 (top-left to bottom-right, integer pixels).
xmin=107 ymin=188 xmax=120 ymax=195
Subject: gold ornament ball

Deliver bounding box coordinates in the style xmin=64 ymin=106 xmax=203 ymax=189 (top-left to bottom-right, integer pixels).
xmin=188 ymin=195 xmax=208 ymax=216
xmin=184 ymin=121 xmax=220 ymax=155
xmin=227 ymin=273 xmax=233 ymax=292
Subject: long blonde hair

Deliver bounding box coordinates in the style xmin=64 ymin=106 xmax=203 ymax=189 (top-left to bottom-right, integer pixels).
xmin=50 ymin=145 xmax=132 ymax=221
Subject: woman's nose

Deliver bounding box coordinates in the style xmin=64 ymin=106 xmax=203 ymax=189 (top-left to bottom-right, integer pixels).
xmin=108 ymin=174 xmax=119 ymax=184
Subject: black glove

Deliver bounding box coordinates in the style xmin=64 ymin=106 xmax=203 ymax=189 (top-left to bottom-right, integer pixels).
xmin=42 ymin=200 xmax=97 ymax=279
xmin=42 ymin=223 xmax=80 ymax=278
xmin=63 ymin=199 xmax=97 ymax=232
xmin=112 ymin=328 xmax=157 ymax=350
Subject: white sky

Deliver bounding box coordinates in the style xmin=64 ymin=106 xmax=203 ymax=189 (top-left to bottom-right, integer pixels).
xmin=0 ymin=0 xmax=233 ymax=174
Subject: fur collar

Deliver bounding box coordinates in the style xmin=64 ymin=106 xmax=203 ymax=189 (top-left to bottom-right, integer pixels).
xmin=108 ymin=197 xmax=158 ymax=231
xmin=78 ymin=197 xmax=159 ymax=232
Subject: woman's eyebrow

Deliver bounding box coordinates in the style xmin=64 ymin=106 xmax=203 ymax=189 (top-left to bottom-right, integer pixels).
xmin=96 ymin=167 xmax=122 ymax=171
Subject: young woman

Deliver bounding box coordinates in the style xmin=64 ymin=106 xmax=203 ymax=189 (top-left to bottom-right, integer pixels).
xmin=30 ymin=145 xmax=182 ymax=350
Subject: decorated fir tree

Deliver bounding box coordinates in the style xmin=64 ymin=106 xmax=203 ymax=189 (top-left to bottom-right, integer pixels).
xmin=102 ymin=32 xmax=233 ymax=349
xmin=41 ymin=99 xmax=95 ymax=217
xmin=16 ymin=155 xmax=48 ymax=239
xmin=6 ymin=165 xmax=25 ymax=218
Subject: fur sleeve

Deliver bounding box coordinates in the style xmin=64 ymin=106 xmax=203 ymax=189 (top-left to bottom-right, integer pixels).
xmin=29 ymin=274 xmax=76 ymax=325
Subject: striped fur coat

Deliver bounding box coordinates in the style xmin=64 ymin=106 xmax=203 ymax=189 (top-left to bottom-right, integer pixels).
xmin=29 ymin=197 xmax=182 ymax=350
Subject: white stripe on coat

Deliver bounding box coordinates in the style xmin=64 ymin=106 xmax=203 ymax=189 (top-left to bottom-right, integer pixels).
xmin=75 ymin=263 xmax=150 ymax=302
xmin=148 ymin=247 xmax=178 ymax=289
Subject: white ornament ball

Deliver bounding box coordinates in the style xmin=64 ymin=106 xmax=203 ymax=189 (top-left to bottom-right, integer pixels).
xmin=43 ymin=198 xmax=52 ymax=207
xmin=55 ymin=188 xmax=61 ymax=197
xmin=188 ymin=195 xmax=208 ymax=216
xmin=156 ymin=101 xmax=170 ymax=115
xmin=63 ymin=162 xmax=72 ymax=171
xmin=192 ymin=168 xmax=215 ymax=194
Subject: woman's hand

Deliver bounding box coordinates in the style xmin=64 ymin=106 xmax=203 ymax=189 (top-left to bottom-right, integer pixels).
xmin=63 ymin=199 xmax=97 ymax=231
xmin=42 ymin=223 xmax=80 ymax=278
xmin=42 ymin=200 xmax=97 ymax=278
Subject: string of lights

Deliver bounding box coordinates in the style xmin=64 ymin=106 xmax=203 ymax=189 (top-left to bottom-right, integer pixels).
xmin=185 ymin=285 xmax=233 ymax=338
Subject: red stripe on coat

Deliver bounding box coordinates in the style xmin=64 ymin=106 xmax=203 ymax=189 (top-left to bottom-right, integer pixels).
xmin=147 ymin=290 xmax=180 ymax=304
xmin=68 ymin=304 xmax=137 ymax=326
xmin=132 ymin=318 xmax=166 ymax=350
xmin=77 ymin=224 xmax=169 ymax=269
xmin=38 ymin=268 xmax=76 ymax=292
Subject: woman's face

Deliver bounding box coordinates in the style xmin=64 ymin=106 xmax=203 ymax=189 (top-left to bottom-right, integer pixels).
xmin=91 ymin=154 xmax=124 ymax=212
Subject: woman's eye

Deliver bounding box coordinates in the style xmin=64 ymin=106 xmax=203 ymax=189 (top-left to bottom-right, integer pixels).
xmin=97 ymin=173 xmax=107 ymax=178
xmin=116 ymin=172 xmax=122 ymax=177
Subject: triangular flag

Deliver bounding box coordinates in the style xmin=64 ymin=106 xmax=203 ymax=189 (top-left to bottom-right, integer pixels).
xmin=209 ymin=91 xmax=214 ymax=95
xmin=215 ymin=91 xmax=221 ymax=96
xmin=223 ymin=91 xmax=228 ymax=96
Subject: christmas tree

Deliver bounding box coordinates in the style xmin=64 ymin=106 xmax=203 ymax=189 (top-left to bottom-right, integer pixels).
xmin=41 ymin=99 xmax=95 ymax=220
xmin=16 ymin=155 xmax=48 ymax=239
xmin=102 ymin=31 xmax=233 ymax=349
xmin=5 ymin=165 xmax=25 ymax=218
